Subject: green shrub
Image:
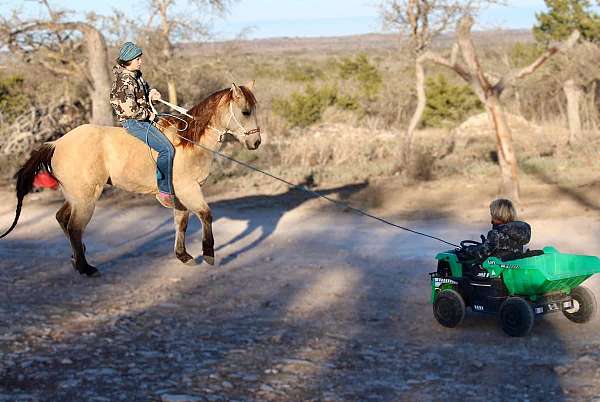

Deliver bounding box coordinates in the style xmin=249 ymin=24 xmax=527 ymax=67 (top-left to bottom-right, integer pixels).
xmin=335 ymin=93 xmax=361 ymax=111
xmin=337 ymin=53 xmax=382 ymax=99
xmin=283 ymin=62 xmax=324 ymax=82
xmin=0 ymin=75 xmax=30 ymax=123
xmin=272 ymin=85 xmax=338 ymax=128
xmin=422 ymin=74 xmax=483 ymax=128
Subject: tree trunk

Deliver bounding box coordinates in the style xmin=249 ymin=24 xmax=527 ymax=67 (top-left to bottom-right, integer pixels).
xmin=455 ymin=16 xmax=520 ymax=201
xmin=80 ymin=24 xmax=113 ymax=125
xmin=485 ymin=96 xmax=520 ymax=201
xmin=563 ymin=79 xmax=582 ymax=145
xmin=402 ymin=57 xmax=426 ymax=164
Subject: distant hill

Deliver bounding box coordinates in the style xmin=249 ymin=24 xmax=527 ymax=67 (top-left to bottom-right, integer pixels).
xmin=180 ymin=29 xmax=534 ymax=56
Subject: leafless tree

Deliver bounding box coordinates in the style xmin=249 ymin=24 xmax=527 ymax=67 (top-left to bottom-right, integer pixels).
xmin=0 ymin=1 xmax=113 ymax=125
xmin=380 ymin=0 xmax=504 ymax=162
xmin=140 ymin=0 xmax=236 ymax=104
xmin=503 ymin=39 xmax=600 ymax=144
xmin=547 ymin=41 xmax=598 ymax=144
xmin=419 ymin=16 xmax=579 ymax=200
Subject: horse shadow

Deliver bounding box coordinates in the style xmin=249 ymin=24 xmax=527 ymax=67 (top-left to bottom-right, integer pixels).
xmin=208 ymin=179 xmax=369 ymax=266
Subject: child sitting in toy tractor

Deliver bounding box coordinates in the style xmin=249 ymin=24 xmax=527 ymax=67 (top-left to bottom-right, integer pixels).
xmin=457 ymin=199 xmax=532 ymax=273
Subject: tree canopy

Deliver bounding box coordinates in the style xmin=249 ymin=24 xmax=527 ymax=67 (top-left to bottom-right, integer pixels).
xmin=534 ymin=0 xmax=600 ymax=43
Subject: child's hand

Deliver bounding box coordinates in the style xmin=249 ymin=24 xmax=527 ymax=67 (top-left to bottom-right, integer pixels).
xmin=149 ymin=89 xmax=161 ymax=101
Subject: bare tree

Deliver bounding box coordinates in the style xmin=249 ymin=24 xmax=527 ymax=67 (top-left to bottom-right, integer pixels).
xmin=533 ymin=0 xmax=600 ymax=144
xmin=563 ymin=79 xmax=582 ymax=142
xmin=419 ymin=16 xmax=579 ymax=200
xmin=0 ymin=1 xmax=113 ymax=125
xmin=140 ymin=0 xmax=236 ymax=104
xmin=380 ymin=0 xmax=503 ymax=162
xmin=505 ymin=39 xmax=600 ymax=144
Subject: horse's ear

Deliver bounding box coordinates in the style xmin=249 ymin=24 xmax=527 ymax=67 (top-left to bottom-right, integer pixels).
xmin=231 ymin=83 xmax=242 ymax=100
xmin=243 ymin=80 xmax=255 ymax=91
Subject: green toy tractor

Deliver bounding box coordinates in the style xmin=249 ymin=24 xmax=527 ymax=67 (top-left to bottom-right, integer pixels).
xmin=431 ymin=244 xmax=600 ymax=337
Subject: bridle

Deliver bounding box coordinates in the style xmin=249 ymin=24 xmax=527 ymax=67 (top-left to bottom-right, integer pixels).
xmin=152 ymin=98 xmax=260 ymax=143
xmin=207 ymin=102 xmax=261 ymax=143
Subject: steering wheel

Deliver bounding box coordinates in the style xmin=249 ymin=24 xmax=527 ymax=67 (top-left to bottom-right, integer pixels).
xmin=460 ymin=240 xmax=481 ymax=249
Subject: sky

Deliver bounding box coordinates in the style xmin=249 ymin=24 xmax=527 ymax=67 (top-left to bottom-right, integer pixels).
xmin=1 ymin=0 xmax=551 ymax=39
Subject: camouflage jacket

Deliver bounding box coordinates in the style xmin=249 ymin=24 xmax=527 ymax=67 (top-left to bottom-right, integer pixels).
xmin=110 ymin=65 xmax=156 ymax=123
xmin=463 ymin=221 xmax=531 ymax=261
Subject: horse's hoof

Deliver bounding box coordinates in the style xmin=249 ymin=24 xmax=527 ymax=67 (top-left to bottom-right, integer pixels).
xmin=71 ymin=259 xmax=100 ymax=277
xmin=176 ymin=252 xmax=195 ymax=264
xmin=203 ymin=255 xmax=215 ymax=266
xmin=84 ymin=267 xmax=101 ymax=278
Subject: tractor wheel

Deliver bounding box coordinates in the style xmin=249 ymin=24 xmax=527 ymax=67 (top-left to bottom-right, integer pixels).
xmin=564 ymin=286 xmax=597 ymax=324
xmin=499 ymin=297 xmax=534 ymax=337
xmin=433 ymin=289 xmax=466 ymax=328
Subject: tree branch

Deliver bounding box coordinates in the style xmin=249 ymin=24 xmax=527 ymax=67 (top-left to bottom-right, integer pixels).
xmin=495 ymin=30 xmax=580 ymax=94
xmin=456 ymin=15 xmax=492 ymax=93
xmin=419 ymin=44 xmax=472 ymax=82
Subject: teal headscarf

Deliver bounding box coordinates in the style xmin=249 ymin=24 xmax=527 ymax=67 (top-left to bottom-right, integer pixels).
xmin=118 ymin=42 xmax=143 ymax=62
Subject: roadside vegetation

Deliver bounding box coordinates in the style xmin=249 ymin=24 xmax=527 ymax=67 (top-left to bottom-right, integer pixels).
xmin=1 ymin=0 xmax=600 ymax=198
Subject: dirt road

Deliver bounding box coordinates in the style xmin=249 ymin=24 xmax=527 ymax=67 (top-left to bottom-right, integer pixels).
xmin=1 ymin=184 xmax=600 ymax=402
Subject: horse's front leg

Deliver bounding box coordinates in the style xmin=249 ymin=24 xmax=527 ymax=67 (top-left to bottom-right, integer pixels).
xmin=195 ymin=206 xmax=214 ymax=266
xmin=173 ymin=208 xmax=194 ymax=264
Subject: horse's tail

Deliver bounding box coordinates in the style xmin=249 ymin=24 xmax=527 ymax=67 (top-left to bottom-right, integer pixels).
xmin=0 ymin=143 xmax=56 ymax=239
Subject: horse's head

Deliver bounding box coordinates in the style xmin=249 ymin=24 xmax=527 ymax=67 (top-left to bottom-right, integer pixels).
xmin=174 ymin=82 xmax=262 ymax=151
xmin=219 ymin=81 xmax=261 ymax=150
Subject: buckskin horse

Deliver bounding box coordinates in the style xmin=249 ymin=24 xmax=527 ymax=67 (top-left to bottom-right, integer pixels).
xmin=0 ymin=82 xmax=261 ymax=277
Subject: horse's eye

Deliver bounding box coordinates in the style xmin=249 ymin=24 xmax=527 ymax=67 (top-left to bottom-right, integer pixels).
xmin=242 ymin=110 xmax=251 ymax=116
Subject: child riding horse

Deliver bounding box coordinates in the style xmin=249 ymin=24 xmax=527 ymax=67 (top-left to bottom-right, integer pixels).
xmin=110 ymin=42 xmax=177 ymax=209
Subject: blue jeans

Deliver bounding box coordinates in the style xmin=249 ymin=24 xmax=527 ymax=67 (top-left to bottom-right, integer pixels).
xmin=122 ymin=119 xmax=175 ymax=195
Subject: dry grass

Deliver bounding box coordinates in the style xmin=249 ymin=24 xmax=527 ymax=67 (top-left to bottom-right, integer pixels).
xmin=2 ymin=30 xmax=600 ymax=202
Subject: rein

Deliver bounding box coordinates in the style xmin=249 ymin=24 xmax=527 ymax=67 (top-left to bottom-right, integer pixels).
xmin=147 ymin=97 xmax=459 ymax=248
xmin=152 ymin=98 xmax=260 ymax=142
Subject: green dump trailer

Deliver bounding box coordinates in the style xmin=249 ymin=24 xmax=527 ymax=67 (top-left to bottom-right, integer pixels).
xmin=430 ymin=246 xmax=600 ymax=337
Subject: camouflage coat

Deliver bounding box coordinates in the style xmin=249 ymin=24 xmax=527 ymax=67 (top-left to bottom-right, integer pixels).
xmin=463 ymin=221 xmax=531 ymax=261
xmin=110 ymin=65 xmax=156 ymax=123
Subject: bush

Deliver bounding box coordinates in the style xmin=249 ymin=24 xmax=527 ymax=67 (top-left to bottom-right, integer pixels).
xmin=283 ymin=62 xmax=324 ymax=82
xmin=406 ymin=145 xmax=436 ymax=181
xmin=337 ymin=53 xmax=382 ymax=99
xmin=272 ymin=85 xmax=338 ymax=128
xmin=422 ymin=74 xmax=483 ymax=128
xmin=0 ymin=75 xmax=30 ymax=123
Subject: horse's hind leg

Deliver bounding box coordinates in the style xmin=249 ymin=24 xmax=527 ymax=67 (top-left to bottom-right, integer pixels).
xmin=174 ymin=208 xmax=194 ymax=264
xmin=57 ymin=202 xmax=88 ymax=256
xmin=67 ymin=201 xmax=99 ymax=277
xmin=56 ymin=202 xmax=71 ymax=237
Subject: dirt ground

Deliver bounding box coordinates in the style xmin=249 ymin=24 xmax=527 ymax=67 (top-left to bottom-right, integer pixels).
xmin=1 ymin=175 xmax=600 ymax=402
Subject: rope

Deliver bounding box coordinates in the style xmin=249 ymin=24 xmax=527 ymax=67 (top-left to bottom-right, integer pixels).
xmin=150 ymin=100 xmax=460 ymax=248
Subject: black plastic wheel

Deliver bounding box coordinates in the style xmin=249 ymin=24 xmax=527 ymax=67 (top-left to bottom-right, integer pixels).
xmin=499 ymin=297 xmax=534 ymax=337
xmin=563 ymin=286 xmax=597 ymax=324
xmin=433 ymin=289 xmax=466 ymax=328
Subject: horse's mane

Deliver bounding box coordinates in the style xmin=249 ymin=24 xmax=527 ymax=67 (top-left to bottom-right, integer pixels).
xmin=161 ymin=86 xmax=257 ymax=148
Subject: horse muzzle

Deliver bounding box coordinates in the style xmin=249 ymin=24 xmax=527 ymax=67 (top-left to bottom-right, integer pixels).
xmin=244 ymin=128 xmax=262 ymax=150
